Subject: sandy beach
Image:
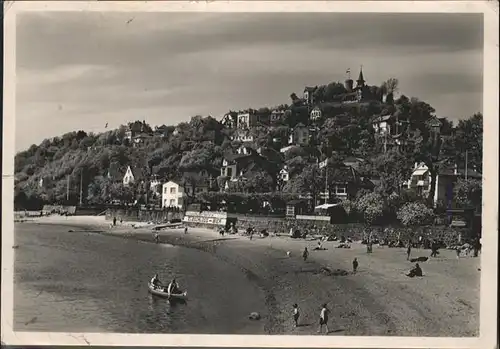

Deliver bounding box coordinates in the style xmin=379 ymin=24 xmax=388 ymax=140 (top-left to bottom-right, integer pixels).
xmin=15 ymin=215 xmax=480 ymax=336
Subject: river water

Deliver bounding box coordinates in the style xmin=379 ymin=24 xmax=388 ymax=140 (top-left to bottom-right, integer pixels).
xmin=14 ymin=223 xmax=265 ymax=333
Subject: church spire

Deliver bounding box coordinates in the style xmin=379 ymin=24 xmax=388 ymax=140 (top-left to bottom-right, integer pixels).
xmin=356 ymin=66 xmax=365 ymax=88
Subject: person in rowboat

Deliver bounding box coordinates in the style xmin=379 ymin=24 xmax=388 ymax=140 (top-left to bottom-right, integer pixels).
xmin=150 ymin=274 xmax=162 ymax=288
xmin=167 ymin=279 xmax=180 ymax=294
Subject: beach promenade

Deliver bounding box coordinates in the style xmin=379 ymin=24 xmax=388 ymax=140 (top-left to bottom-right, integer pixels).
xmin=15 ymin=215 xmax=480 ymax=336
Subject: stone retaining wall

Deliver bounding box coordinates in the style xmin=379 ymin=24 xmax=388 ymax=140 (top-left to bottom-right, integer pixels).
xmin=106 ymin=208 xmax=183 ymax=223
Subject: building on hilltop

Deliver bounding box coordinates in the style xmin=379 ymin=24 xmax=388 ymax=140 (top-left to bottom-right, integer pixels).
xmin=233 ymin=129 xmax=255 ymax=143
xmin=221 ymin=111 xmax=239 ymax=129
xmin=310 ymin=106 xmax=322 ymax=121
xmin=339 ymin=67 xmax=381 ymax=105
xmin=270 ymin=109 xmax=286 ymax=124
xmin=154 ymin=125 xmax=171 ymax=139
xmin=237 ymin=110 xmax=259 ymax=129
xmin=132 ymin=133 xmax=151 ymax=147
xmin=303 ymin=86 xmax=317 ymax=105
xmin=122 ymin=166 xmax=147 ymax=186
xmin=288 ymin=123 xmax=310 ymax=146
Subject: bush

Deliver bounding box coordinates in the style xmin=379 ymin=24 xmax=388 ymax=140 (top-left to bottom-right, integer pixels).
xmin=397 ymin=202 xmax=435 ymax=226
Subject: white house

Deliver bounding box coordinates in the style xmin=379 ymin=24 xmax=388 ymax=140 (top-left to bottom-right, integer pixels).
xmin=372 ymin=114 xmax=393 ymax=135
xmin=406 ymin=162 xmax=482 ymax=207
xmin=310 ymin=106 xmax=322 ymax=121
xmin=162 ymin=181 xmax=184 ymax=208
xmin=123 ymin=166 xmax=135 ymax=186
xmin=279 ymin=166 xmax=290 ymax=182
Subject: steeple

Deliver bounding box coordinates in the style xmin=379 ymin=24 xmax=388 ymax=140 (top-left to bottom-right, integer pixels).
xmin=356 ymin=66 xmax=365 ymax=88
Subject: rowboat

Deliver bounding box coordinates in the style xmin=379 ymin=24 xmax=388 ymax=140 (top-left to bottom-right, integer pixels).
xmin=148 ymin=282 xmax=188 ymax=300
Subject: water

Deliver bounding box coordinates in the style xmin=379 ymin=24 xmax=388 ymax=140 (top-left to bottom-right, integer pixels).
xmin=14 ymin=223 xmax=265 ymax=333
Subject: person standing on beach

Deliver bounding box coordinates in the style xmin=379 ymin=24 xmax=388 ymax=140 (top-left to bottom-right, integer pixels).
xmin=184 ymin=226 xmax=188 ymax=234
xmin=406 ymin=242 xmax=412 ymax=260
xmin=302 ymin=247 xmax=309 ymax=261
xmin=318 ymin=304 xmax=329 ymax=334
xmin=292 ymin=303 xmax=300 ymax=327
xmin=113 ymin=217 xmax=117 ymax=226
xmin=352 ymin=258 xmax=358 ymax=273
xmin=154 ymin=232 xmax=159 ymax=244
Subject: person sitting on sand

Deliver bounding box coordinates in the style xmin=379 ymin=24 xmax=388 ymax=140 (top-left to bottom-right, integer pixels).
xmin=151 ymin=274 xmax=161 ymax=288
xmin=406 ymin=263 xmax=423 ymax=278
xmin=167 ymin=279 xmax=180 ymax=294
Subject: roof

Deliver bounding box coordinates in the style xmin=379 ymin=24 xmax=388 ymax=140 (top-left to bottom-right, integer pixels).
xmin=294 ymin=122 xmax=307 ymax=129
xmin=315 ymin=203 xmax=341 ymax=210
xmin=304 ymin=86 xmax=317 ymax=92
xmin=372 ymin=114 xmax=392 ymax=123
xmin=440 ymin=168 xmax=482 ymax=179
xmin=287 ymin=199 xmax=307 ymax=205
xmin=343 ymin=157 xmax=364 ymax=164
xmin=128 ymin=166 xmax=148 ymax=181
xmin=357 ymin=69 xmax=365 ymax=82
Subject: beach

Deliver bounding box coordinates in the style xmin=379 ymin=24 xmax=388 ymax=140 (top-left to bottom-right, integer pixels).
xmin=14 ymin=215 xmax=480 ymax=336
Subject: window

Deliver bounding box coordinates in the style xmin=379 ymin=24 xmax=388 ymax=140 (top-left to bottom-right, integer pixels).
xmin=170 ymin=187 xmax=176 ymax=194
xmin=227 ymin=167 xmax=233 ymax=177
xmin=336 ymin=186 xmax=346 ymax=194
xmin=170 ymin=199 xmax=175 ymax=206
xmin=164 ymin=187 xmax=167 ymax=194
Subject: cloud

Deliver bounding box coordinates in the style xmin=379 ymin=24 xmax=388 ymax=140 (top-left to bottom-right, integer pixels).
xmin=15 ymin=12 xmax=483 ymax=151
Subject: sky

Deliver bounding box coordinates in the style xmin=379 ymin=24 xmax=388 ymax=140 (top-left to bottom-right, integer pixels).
xmin=15 ymin=12 xmax=483 ymax=152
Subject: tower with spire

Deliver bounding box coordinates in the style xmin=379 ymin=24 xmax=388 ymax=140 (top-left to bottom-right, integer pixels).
xmin=356 ymin=66 xmax=365 ymax=89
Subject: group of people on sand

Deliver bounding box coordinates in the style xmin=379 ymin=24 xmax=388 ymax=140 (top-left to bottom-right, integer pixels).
xmin=150 ymin=274 xmax=181 ymax=294
xmin=292 ymin=303 xmax=330 ymax=334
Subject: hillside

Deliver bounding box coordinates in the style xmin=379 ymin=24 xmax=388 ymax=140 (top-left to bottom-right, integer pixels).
xmin=14 ymin=77 xmax=483 ymax=220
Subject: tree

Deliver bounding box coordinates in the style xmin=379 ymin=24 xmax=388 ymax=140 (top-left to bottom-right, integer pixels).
xmin=366 ymin=149 xmax=414 ymax=196
xmin=355 ymin=192 xmax=386 ymax=225
xmin=452 ymin=113 xmax=483 ymax=172
xmin=453 ymin=178 xmax=482 ymax=209
xmin=397 ymin=202 xmax=435 ymax=226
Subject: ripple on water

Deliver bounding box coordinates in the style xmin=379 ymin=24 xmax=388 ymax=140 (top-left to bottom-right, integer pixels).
xmin=14 ymin=223 xmax=266 ymax=334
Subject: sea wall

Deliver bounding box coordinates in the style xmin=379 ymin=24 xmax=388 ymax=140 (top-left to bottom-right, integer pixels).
xmin=106 ymin=207 xmax=183 ymax=223
xmin=182 ymin=211 xmax=473 ymax=247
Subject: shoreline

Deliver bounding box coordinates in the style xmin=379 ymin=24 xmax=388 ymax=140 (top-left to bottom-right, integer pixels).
xmin=15 ymin=215 xmax=480 ymax=336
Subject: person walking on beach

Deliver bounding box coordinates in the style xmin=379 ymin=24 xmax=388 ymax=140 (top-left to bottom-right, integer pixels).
xmin=113 ymin=216 xmax=117 ymax=227
xmin=154 ymin=232 xmax=160 ymax=244
xmin=292 ymin=303 xmax=300 ymax=327
xmin=318 ymin=304 xmax=329 ymax=334
xmin=430 ymin=241 xmax=439 ymax=257
xmin=352 ymin=258 xmax=358 ymax=273
xmin=302 ymin=247 xmax=309 ymax=261
xmin=184 ymin=226 xmax=188 ymax=234
xmin=406 ymin=242 xmax=412 ymax=261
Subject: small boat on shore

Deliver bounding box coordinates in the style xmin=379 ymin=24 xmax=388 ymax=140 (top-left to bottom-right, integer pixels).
xmin=148 ymin=282 xmax=188 ymax=300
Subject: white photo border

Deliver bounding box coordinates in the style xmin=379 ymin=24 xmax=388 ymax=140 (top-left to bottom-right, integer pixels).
xmin=2 ymin=1 xmax=498 ymax=348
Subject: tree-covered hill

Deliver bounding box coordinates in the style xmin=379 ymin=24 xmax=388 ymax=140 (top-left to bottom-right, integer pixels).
xmin=14 ymin=77 xmax=483 ymax=215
